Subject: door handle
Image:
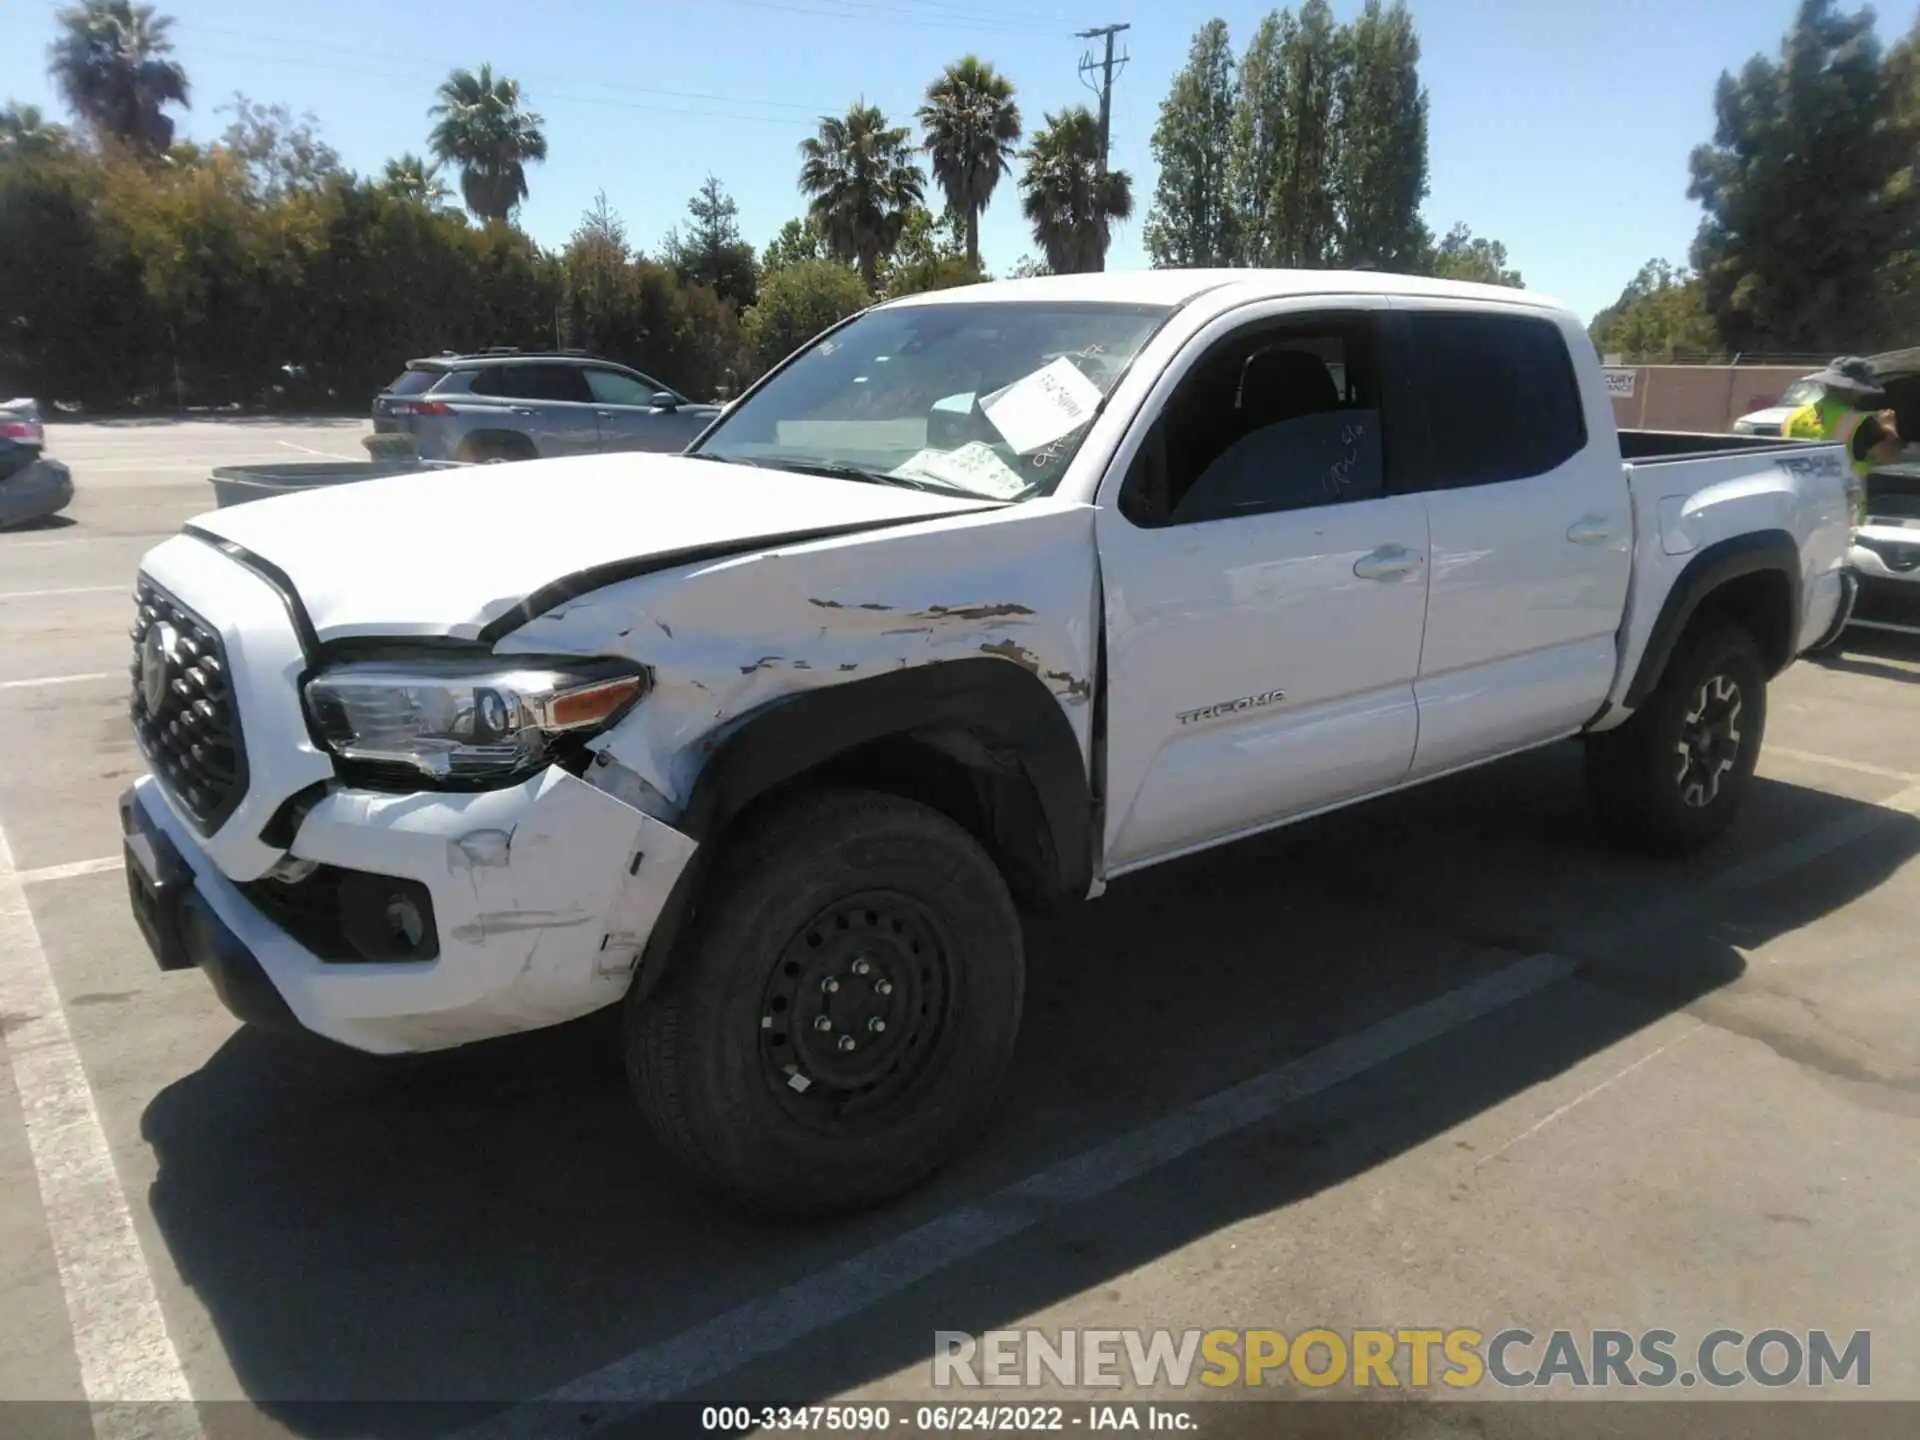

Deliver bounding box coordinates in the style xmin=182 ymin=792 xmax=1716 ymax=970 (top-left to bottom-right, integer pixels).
xmin=1353 ymin=544 xmax=1424 ymax=581
xmin=1567 ymin=513 xmax=1618 ymax=545
xmin=596 ymin=410 xmax=613 ymax=419
xmin=511 ymin=406 xmax=536 ymax=416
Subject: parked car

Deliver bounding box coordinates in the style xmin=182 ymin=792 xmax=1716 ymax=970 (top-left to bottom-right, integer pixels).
xmin=1732 ymin=377 xmax=1825 ymax=437
xmin=1847 ymin=348 xmax=1920 ymax=635
xmin=370 ymin=349 xmax=723 ymax=463
xmin=0 ymin=398 xmax=73 ymax=528
xmin=122 ymin=270 xmax=1855 ymax=1217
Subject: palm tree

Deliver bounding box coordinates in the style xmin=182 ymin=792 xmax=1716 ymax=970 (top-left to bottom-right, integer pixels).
xmin=427 ymin=64 xmax=548 ymax=224
xmin=381 ymin=153 xmax=453 ymax=210
xmin=0 ymin=103 xmax=71 ymax=159
xmin=47 ymin=0 xmax=189 ymax=155
xmin=798 ymin=102 xmax=925 ymax=292
xmin=917 ymin=57 xmax=1021 ymax=271
xmin=1018 ymin=107 xmax=1133 ymax=275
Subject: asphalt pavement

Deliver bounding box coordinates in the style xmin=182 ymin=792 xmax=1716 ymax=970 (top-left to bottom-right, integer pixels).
xmin=1 ymin=420 xmax=1916 ymax=1439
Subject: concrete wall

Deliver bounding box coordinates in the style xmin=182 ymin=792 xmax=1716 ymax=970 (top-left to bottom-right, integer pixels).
xmin=1606 ymin=364 xmax=1813 ymax=434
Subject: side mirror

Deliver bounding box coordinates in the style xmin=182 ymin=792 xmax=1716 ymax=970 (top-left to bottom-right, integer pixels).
xmin=652 ymin=391 xmax=680 ymax=411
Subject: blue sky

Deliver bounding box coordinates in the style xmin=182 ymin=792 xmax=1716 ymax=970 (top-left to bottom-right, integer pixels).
xmin=3 ymin=0 xmax=1905 ymax=321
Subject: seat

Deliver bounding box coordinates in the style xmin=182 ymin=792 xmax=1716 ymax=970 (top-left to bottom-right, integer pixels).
xmin=1235 ymin=348 xmax=1340 ymax=434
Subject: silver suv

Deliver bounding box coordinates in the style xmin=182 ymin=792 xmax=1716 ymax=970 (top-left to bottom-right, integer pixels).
xmin=371 ymin=350 xmax=723 ymax=463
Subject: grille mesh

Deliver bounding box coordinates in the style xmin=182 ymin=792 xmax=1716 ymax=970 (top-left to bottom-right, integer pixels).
xmin=130 ymin=577 xmax=248 ymax=831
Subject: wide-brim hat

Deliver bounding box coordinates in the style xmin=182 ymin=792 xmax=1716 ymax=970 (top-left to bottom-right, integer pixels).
xmin=1808 ymin=356 xmax=1888 ymax=405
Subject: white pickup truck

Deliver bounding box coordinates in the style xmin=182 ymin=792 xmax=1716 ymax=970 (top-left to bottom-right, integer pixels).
xmin=121 ymin=270 xmax=1857 ymax=1215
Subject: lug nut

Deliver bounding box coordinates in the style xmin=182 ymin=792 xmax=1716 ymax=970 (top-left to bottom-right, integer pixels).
xmin=822 ymin=977 xmax=840 ymax=994
xmin=874 ymin=979 xmax=893 ymax=997
xmin=851 ymin=958 xmax=871 ymax=976
xmin=813 ymin=1015 xmax=833 ymax=1031
xmin=868 ymin=1017 xmax=886 ymax=1034
xmin=837 ymin=1035 xmax=857 ymax=1052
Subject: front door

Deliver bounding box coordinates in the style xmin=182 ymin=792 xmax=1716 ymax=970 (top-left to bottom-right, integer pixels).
xmin=1095 ymin=302 xmax=1432 ymax=874
xmin=584 ymin=367 xmax=703 ymax=453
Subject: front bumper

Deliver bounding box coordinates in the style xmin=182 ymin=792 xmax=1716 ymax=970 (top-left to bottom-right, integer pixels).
xmin=122 ymin=767 xmax=697 ymax=1054
xmin=1846 ymin=530 xmax=1920 ymax=636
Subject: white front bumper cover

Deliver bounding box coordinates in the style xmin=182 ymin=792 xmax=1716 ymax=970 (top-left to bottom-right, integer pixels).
xmin=128 ymin=766 xmax=696 ymax=1054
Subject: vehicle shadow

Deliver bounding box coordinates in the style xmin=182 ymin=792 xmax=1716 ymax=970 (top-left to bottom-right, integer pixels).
xmin=1809 ymin=626 xmax=1920 ymax=683
xmin=139 ymin=746 xmax=1920 ymax=1435
xmin=0 ymin=513 xmax=77 ymax=535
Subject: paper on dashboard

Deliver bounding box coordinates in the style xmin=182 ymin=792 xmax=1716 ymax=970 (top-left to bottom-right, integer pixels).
xmin=889 ymin=442 xmax=1031 ymax=499
xmin=979 ymin=357 xmax=1105 ymax=455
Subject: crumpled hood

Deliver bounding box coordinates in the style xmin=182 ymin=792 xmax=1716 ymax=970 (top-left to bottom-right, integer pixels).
xmin=186 ymin=451 xmax=999 ymax=642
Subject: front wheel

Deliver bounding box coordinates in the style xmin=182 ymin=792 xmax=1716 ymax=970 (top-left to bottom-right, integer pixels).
xmin=1583 ymin=623 xmax=1768 ymax=856
xmin=627 ymin=790 xmax=1026 ymax=1217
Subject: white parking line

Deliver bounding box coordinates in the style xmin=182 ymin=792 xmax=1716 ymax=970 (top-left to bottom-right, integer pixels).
xmin=1766 ymin=745 xmax=1920 ymax=784
xmin=457 ymin=954 xmax=1577 ymax=1435
xmin=0 ymin=585 xmax=127 ymax=601
xmin=0 ymin=672 xmax=117 ymax=691
xmin=18 ymin=856 xmax=125 ymax=885
xmin=275 ymin=439 xmax=358 ymax=460
xmin=0 ymin=821 xmax=197 ymax=1415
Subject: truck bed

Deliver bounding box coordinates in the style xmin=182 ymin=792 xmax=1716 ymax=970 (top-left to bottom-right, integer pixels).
xmin=1618 ymin=429 xmax=1810 ymax=464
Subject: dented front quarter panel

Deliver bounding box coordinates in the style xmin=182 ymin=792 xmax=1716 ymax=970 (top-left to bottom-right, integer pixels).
xmin=492 ymin=498 xmax=1104 ymax=812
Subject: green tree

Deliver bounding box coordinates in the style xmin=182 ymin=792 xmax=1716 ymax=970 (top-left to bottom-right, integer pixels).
xmin=1007 ymin=255 xmax=1051 ymax=279
xmin=917 ymin=56 xmax=1022 ymax=271
xmin=798 ymin=103 xmax=925 ymax=291
xmin=47 ymin=0 xmax=189 ymax=155
xmin=1228 ymin=11 xmax=1286 ymax=264
xmin=217 ymin=94 xmax=342 ymax=199
xmin=380 ymin=153 xmax=453 ymax=210
xmin=1144 ymin=19 xmax=1240 ymax=268
xmin=660 ymin=174 xmax=758 ymax=307
xmin=743 ymin=258 xmax=870 ymax=370
xmin=0 ymin=103 xmax=72 ymax=160
xmin=1426 ymin=222 xmax=1523 ymax=287
xmin=1688 ymin=0 xmax=1919 ymax=353
xmin=1019 ymin=106 xmax=1133 ymax=275
xmin=427 ymin=63 xmax=549 ymax=224
xmin=1332 ymin=0 xmax=1429 ymax=268
xmin=881 ymin=205 xmax=982 ymax=298
xmin=1266 ymin=0 xmax=1343 ymax=267
xmin=1589 ymin=259 xmax=1723 ymax=360
xmin=760 ymin=215 xmax=824 ymax=275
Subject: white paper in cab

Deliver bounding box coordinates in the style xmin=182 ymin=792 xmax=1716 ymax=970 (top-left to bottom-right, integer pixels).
xmin=890 ymin=442 xmax=1030 ymax=499
xmin=979 ymin=357 xmax=1105 ymax=455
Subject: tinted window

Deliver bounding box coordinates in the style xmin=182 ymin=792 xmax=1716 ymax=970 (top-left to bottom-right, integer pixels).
xmin=470 ymin=364 xmax=593 ymax=403
xmin=384 ymin=368 xmax=442 ymax=397
xmin=1123 ymin=319 xmax=1386 ymax=526
xmin=1410 ymin=312 xmax=1586 ymax=487
xmin=584 ymin=368 xmax=659 ymax=406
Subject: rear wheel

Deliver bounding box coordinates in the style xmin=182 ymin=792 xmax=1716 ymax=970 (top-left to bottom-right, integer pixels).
xmin=1583 ymin=622 xmax=1768 ymax=855
xmin=627 ymin=789 xmax=1025 ymax=1217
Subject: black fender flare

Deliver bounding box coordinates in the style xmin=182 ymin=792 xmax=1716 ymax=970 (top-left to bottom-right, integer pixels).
xmin=631 ymin=657 xmax=1094 ymax=1003
xmin=1623 ymin=529 xmax=1801 ymax=708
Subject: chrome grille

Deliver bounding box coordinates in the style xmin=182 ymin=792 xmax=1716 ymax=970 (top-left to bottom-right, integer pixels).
xmin=129 ymin=577 xmax=248 ymax=831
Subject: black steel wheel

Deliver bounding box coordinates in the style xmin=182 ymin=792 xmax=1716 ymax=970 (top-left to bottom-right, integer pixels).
xmin=628 ymin=789 xmax=1025 ymax=1217
xmin=1585 ymin=622 xmax=1767 ymax=855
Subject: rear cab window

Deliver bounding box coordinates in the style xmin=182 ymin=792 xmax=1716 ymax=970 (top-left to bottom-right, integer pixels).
xmin=1405 ymin=310 xmax=1588 ymax=486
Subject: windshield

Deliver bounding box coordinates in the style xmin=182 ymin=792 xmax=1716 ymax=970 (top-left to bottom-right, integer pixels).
xmin=1778 ymin=379 xmax=1823 ymax=408
xmin=692 ymin=300 xmax=1171 ymax=501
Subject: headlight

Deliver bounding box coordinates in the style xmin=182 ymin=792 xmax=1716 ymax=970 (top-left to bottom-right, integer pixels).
xmin=303 ymin=656 xmax=647 ymax=785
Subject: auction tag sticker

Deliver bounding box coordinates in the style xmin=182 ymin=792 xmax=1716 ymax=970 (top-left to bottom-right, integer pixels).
xmin=980 ymin=357 xmax=1105 ymax=454
xmin=891 ymin=442 xmax=1030 ymax=499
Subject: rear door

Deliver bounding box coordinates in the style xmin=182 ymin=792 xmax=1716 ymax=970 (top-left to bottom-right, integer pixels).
xmin=469 ymin=363 xmax=600 ymax=455
xmin=583 ymin=367 xmax=707 ymax=453
xmin=1094 ymin=297 xmax=1433 ymax=873
xmin=1391 ymin=301 xmax=1631 ymax=777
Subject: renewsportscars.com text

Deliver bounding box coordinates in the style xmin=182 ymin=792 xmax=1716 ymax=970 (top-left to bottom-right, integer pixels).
xmin=932 ymin=1327 xmax=1871 ymax=1390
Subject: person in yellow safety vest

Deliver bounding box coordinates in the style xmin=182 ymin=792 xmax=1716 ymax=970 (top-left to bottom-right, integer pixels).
xmin=1781 ymin=357 xmax=1904 ymax=521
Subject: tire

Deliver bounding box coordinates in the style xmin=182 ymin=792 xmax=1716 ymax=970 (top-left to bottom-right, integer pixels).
xmin=627 ymin=789 xmax=1026 ymax=1218
xmin=1583 ymin=622 xmax=1768 ymax=856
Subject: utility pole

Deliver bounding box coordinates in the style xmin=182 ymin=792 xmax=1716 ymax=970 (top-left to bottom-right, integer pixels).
xmin=1076 ymin=22 xmax=1130 ymax=272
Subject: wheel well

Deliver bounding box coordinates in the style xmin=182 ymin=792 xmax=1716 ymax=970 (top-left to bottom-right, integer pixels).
xmin=458 ymin=428 xmax=535 ymax=461
xmin=717 ymin=728 xmax=1063 ymax=911
xmin=1690 ymin=569 xmax=1796 ymax=676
